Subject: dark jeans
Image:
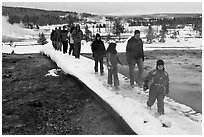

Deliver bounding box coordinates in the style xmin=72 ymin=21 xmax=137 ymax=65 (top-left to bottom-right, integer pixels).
xmin=69 ymin=43 xmax=74 ymax=55
xmin=62 ymin=41 xmax=68 ymax=54
xmin=108 ymin=65 xmax=119 ymax=87
xmin=74 ymin=42 xmax=81 ymax=58
xmin=128 ymin=58 xmax=144 ymax=86
xmin=94 ymin=58 xmax=104 ymax=74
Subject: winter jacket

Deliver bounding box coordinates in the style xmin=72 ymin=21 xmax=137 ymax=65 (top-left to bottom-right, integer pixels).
xmin=61 ymin=30 xmax=68 ymax=42
xmin=91 ymin=40 xmax=106 ymax=60
xmin=53 ymin=29 xmax=61 ymax=41
xmin=106 ymin=52 xmax=121 ymax=68
xmin=68 ymin=32 xmax=74 ymax=44
xmin=144 ymin=69 xmax=169 ymax=94
xmin=126 ymin=36 xmax=144 ymax=62
xmin=72 ymin=29 xmax=83 ymax=43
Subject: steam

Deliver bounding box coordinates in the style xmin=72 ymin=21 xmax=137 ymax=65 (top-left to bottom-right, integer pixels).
xmin=2 ymin=16 xmax=38 ymax=42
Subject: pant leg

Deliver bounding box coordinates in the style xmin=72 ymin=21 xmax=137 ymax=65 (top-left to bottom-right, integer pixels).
xmin=69 ymin=43 xmax=74 ymax=55
xmin=62 ymin=41 xmax=67 ymax=53
xmin=128 ymin=59 xmax=136 ymax=86
xmin=78 ymin=43 xmax=81 ymax=58
xmin=64 ymin=41 xmax=68 ymax=53
xmin=157 ymin=89 xmax=165 ymax=113
xmin=74 ymin=42 xmax=81 ymax=58
xmin=59 ymin=42 xmax=62 ymax=51
xmin=147 ymin=85 xmax=157 ymax=107
xmin=99 ymin=58 xmax=104 ymax=74
xmin=94 ymin=58 xmax=98 ymax=73
xmin=108 ymin=68 xmax=113 ymax=85
xmin=112 ymin=65 xmax=119 ymax=87
xmin=136 ymin=58 xmax=144 ymax=85
xmin=74 ymin=43 xmax=78 ymax=57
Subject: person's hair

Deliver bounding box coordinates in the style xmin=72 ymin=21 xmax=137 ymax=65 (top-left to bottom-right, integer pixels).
xmin=156 ymin=59 xmax=165 ymax=70
xmin=95 ymin=33 xmax=101 ymax=40
xmin=134 ymin=30 xmax=140 ymax=35
xmin=106 ymin=42 xmax=117 ymax=54
xmin=70 ymin=26 xmax=75 ymax=33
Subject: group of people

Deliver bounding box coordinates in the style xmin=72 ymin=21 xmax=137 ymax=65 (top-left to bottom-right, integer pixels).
xmin=91 ymin=30 xmax=169 ymax=115
xmin=50 ymin=24 xmax=83 ymax=58
xmin=50 ymin=26 xmax=169 ymax=115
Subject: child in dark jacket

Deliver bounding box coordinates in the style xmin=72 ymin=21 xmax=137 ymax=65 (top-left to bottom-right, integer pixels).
xmin=91 ymin=33 xmax=106 ymax=75
xmin=106 ymin=42 xmax=123 ymax=89
xmin=143 ymin=59 xmax=169 ymax=115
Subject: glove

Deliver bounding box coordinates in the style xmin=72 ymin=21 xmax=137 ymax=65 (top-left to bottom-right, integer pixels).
xmin=143 ymin=80 xmax=149 ymax=91
xmin=107 ymin=64 xmax=113 ymax=70
xmin=143 ymin=85 xmax=148 ymax=91
xmin=165 ymin=89 xmax=169 ymax=95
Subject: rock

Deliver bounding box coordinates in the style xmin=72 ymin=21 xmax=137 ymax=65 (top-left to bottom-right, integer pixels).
xmin=26 ymin=99 xmax=43 ymax=107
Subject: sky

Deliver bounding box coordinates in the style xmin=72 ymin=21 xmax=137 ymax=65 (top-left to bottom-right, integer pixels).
xmin=2 ymin=1 xmax=202 ymax=16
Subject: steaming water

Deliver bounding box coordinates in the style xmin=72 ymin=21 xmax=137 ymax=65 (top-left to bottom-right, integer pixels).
xmin=2 ymin=16 xmax=48 ymax=42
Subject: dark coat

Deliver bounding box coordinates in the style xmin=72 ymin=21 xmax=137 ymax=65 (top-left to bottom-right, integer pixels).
xmin=61 ymin=30 xmax=68 ymax=42
xmin=91 ymin=39 xmax=106 ymax=60
xmin=72 ymin=29 xmax=83 ymax=43
xmin=126 ymin=36 xmax=144 ymax=63
xmin=144 ymin=69 xmax=169 ymax=94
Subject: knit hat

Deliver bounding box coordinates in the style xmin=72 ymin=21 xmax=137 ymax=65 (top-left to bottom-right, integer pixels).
xmin=134 ymin=30 xmax=140 ymax=34
xmin=156 ymin=59 xmax=164 ymax=66
xmin=96 ymin=33 xmax=100 ymax=37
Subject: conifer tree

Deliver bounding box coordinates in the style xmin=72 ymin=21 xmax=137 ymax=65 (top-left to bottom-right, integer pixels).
xmin=37 ymin=32 xmax=48 ymax=45
xmin=146 ymin=25 xmax=154 ymax=44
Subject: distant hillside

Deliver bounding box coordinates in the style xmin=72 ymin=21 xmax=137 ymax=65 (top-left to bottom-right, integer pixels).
xmin=136 ymin=13 xmax=202 ymax=18
xmin=107 ymin=13 xmax=202 ymax=19
xmin=2 ymin=6 xmax=96 ymax=26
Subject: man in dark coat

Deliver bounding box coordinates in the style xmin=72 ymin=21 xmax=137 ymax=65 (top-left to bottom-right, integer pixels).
xmin=91 ymin=33 xmax=106 ymax=75
xmin=61 ymin=26 xmax=69 ymax=54
xmin=71 ymin=24 xmax=83 ymax=58
xmin=126 ymin=30 xmax=144 ymax=88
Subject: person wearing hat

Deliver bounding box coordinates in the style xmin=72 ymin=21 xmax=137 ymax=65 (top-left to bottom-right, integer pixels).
xmin=61 ymin=26 xmax=69 ymax=54
xmin=71 ymin=24 xmax=83 ymax=58
xmin=143 ymin=59 xmax=169 ymax=115
xmin=126 ymin=30 xmax=144 ymax=88
xmin=91 ymin=33 xmax=106 ymax=75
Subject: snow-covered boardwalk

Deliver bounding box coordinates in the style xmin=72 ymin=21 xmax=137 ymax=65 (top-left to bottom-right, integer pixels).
xmin=40 ymin=43 xmax=202 ymax=135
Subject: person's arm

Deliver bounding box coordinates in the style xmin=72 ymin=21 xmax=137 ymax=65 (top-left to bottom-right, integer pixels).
xmin=102 ymin=42 xmax=106 ymax=57
xmin=126 ymin=39 xmax=130 ymax=52
xmin=143 ymin=70 xmax=155 ymax=91
xmin=165 ymin=72 xmax=170 ymax=95
xmin=106 ymin=53 xmax=112 ymax=69
xmin=117 ymin=56 xmax=123 ymax=66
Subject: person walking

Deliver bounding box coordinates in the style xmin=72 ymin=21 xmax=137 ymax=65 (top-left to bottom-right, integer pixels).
xmin=61 ymin=26 xmax=69 ymax=54
xmin=143 ymin=59 xmax=169 ymax=115
xmin=52 ymin=27 xmax=58 ymax=50
xmin=126 ymin=30 xmax=144 ymax=88
xmin=50 ymin=29 xmax=55 ymax=49
xmin=72 ymin=24 xmax=83 ymax=58
xmin=106 ymin=42 xmax=123 ymax=89
xmin=54 ymin=27 xmax=62 ymax=51
xmin=68 ymin=25 xmax=75 ymax=56
xmin=91 ymin=33 xmax=106 ymax=75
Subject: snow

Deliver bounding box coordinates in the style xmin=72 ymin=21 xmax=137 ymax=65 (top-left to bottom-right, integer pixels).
xmin=35 ymin=41 xmax=201 ymax=135
xmin=1 ymin=21 xmax=202 ymax=134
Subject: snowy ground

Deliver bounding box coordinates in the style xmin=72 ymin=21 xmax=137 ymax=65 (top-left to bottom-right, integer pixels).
xmin=2 ymin=19 xmax=202 ymax=134
xmin=38 ymin=42 xmax=201 ymax=135
xmin=2 ymin=39 xmax=202 ymax=134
